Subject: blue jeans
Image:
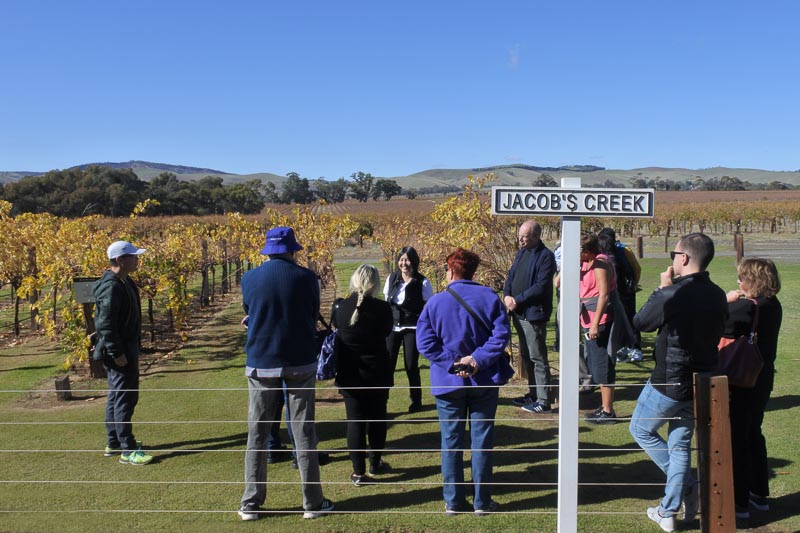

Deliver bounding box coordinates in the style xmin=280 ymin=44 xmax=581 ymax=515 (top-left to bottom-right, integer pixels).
xmin=629 ymin=381 xmax=695 ymax=514
xmin=435 ymin=387 xmax=499 ymax=511
xmin=512 ymin=316 xmax=551 ymax=405
xmin=242 ymin=371 xmax=323 ymax=510
xmin=104 ymin=347 xmax=139 ymax=451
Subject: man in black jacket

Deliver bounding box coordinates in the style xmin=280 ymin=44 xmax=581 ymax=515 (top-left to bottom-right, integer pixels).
xmin=93 ymin=240 xmax=152 ymax=465
xmin=503 ymin=220 xmax=556 ymax=413
xmin=629 ymin=233 xmax=727 ymax=531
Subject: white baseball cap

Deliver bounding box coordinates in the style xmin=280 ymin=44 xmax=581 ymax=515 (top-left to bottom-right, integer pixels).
xmin=107 ymin=240 xmax=147 ymax=260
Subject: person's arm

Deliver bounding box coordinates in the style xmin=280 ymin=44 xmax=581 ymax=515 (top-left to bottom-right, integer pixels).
xmin=94 ymin=279 xmax=127 ymax=365
xmin=416 ymin=303 xmax=462 ymax=368
xmin=421 ymin=278 xmax=434 ymax=301
xmin=468 ymin=298 xmax=511 ymax=369
xmin=633 ymin=287 xmax=668 ymax=333
xmin=588 ymin=259 xmax=610 ymax=338
xmin=383 ymin=275 xmax=391 ymax=300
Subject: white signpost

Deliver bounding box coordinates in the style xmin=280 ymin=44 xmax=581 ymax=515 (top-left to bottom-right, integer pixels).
xmin=491 ymin=179 xmax=655 ymax=533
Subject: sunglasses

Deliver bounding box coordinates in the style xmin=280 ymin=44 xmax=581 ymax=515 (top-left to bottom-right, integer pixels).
xmin=669 ymin=251 xmax=689 ymax=260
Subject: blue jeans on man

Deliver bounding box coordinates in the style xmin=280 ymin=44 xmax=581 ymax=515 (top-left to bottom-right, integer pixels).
xmin=512 ymin=316 xmax=551 ymax=406
xmin=242 ymin=371 xmax=323 ymax=511
xmin=629 ymin=381 xmax=695 ymax=515
xmin=104 ymin=347 xmax=140 ymax=451
xmin=434 ymin=387 xmax=499 ymax=512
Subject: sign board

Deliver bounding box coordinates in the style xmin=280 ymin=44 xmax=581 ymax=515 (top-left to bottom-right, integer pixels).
xmin=491 ymin=186 xmax=655 ymax=217
xmin=73 ymin=277 xmax=99 ymax=304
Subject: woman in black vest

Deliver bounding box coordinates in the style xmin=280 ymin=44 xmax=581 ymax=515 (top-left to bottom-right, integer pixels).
xmin=383 ymin=246 xmax=434 ymax=413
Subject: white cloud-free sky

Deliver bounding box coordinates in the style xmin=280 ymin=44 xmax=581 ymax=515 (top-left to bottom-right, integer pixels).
xmin=2 ymin=0 xmax=798 ymax=178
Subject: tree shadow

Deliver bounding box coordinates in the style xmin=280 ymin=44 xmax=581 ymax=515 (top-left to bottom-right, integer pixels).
xmin=0 ymin=364 xmax=58 ymax=373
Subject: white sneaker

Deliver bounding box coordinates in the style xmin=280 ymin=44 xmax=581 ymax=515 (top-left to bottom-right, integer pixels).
xmin=647 ymin=506 xmax=676 ymax=532
xmin=303 ymin=498 xmax=334 ymax=519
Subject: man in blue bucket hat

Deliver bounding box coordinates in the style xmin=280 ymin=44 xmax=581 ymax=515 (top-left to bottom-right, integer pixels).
xmin=237 ymin=226 xmax=334 ymax=521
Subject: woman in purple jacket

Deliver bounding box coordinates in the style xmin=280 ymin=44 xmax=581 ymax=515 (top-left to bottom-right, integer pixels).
xmin=416 ymin=248 xmax=513 ymax=516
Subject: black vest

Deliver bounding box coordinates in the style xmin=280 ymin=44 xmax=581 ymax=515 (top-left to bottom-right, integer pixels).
xmin=387 ymin=271 xmax=426 ymax=327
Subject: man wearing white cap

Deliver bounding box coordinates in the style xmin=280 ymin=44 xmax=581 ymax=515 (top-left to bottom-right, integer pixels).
xmin=238 ymin=226 xmax=334 ymax=521
xmin=93 ymin=240 xmax=152 ymax=465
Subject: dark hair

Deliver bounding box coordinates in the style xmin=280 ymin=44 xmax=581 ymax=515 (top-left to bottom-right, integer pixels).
xmin=598 ymin=227 xmax=617 ymax=242
xmin=580 ymin=232 xmax=599 ymax=254
xmin=597 ymin=233 xmax=615 ymax=256
xmin=678 ymin=233 xmax=715 ymax=270
xmin=446 ymin=247 xmax=480 ymax=280
xmin=396 ymin=246 xmax=420 ymax=273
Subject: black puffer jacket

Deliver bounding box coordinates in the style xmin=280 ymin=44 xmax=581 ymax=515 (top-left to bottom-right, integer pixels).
xmin=633 ymin=272 xmax=727 ymax=401
xmin=92 ymin=270 xmax=142 ymax=361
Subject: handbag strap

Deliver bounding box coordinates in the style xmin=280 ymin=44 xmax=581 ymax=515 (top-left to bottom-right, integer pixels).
xmin=747 ymin=298 xmax=759 ymax=336
xmin=446 ymin=286 xmax=492 ymax=335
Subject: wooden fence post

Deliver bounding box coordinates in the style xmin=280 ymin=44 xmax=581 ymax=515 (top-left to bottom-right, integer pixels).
xmin=637 ymin=235 xmax=644 ymax=259
xmin=694 ymin=373 xmax=735 ymax=533
xmin=734 ymin=234 xmax=744 ymax=264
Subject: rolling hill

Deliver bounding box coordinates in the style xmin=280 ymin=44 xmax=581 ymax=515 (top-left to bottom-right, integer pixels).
xmin=2 ymin=161 xmax=798 ymax=189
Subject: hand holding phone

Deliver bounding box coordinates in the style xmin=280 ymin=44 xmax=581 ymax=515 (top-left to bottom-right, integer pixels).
xmin=448 ymin=363 xmax=472 ymax=374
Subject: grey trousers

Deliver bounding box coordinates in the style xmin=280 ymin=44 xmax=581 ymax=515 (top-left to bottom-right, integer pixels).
xmin=241 ymin=371 xmax=324 ymax=510
xmin=513 ymin=316 xmax=552 ymax=405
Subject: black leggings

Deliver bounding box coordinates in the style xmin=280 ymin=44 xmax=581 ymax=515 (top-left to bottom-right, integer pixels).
xmin=386 ymin=329 xmax=421 ymax=403
xmin=342 ymin=390 xmax=389 ymax=475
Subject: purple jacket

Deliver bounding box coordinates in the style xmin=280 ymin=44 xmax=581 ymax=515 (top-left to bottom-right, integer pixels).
xmin=416 ymin=280 xmax=512 ymax=396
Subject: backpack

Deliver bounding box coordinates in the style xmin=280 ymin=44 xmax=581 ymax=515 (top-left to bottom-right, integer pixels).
xmin=615 ymin=243 xmax=641 ymax=294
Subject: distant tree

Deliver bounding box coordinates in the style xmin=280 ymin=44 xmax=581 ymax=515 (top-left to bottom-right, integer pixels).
xmin=406 ymin=190 xmax=417 ymax=199
xmin=532 ymin=173 xmax=557 ymax=187
xmin=280 ymin=172 xmax=314 ymax=204
xmin=262 ymin=181 xmax=280 ymax=203
xmin=372 ymin=179 xmax=402 ymax=201
xmin=314 ymin=178 xmax=349 ymax=203
xmin=627 ymin=177 xmax=649 ymax=188
xmin=349 ymin=171 xmax=374 ymax=202
xmin=767 ymin=180 xmax=789 ymax=190
xmin=220 ymin=180 xmax=265 ymax=213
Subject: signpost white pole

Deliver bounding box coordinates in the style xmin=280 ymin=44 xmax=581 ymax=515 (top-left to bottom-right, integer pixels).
xmin=489 ymin=179 xmax=653 ymax=533
xmin=557 ymin=177 xmax=582 ymax=533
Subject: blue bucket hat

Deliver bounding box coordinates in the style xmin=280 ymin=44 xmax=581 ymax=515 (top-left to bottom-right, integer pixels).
xmin=261 ymin=226 xmax=303 ymax=255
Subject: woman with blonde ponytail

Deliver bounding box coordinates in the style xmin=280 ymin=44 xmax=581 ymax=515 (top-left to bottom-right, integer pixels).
xmin=331 ymin=264 xmax=394 ymax=486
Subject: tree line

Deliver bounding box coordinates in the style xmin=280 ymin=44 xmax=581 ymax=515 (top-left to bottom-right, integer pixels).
xmin=0 ymin=167 xmax=405 ymax=217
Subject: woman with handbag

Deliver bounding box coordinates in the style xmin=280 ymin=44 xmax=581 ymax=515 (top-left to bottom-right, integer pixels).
xmin=332 ymin=264 xmax=394 ymax=486
xmin=416 ymin=247 xmax=513 ymax=515
xmin=722 ymin=258 xmax=782 ymax=520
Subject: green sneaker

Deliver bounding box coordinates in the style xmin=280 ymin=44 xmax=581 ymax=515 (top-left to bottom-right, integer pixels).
xmin=119 ymin=448 xmax=153 ymax=465
xmin=104 ymin=440 xmax=142 ymax=457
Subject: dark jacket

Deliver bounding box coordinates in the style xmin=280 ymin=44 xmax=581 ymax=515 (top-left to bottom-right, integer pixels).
xmin=503 ymin=242 xmax=556 ymax=322
xmin=722 ymin=296 xmax=782 ymax=372
xmin=332 ymin=294 xmax=394 ymax=389
xmin=92 ymin=269 xmax=142 ymax=361
xmin=386 ymin=271 xmax=427 ymax=327
xmin=633 ymin=271 xmax=728 ymax=401
xmin=241 ymin=257 xmax=320 ymax=370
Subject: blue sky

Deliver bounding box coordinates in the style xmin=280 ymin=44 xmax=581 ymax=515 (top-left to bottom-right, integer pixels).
xmin=2 ymin=1 xmax=798 ymax=178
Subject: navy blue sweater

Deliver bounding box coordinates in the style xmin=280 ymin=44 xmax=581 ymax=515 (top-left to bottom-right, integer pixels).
xmin=241 ymin=257 xmax=320 ymax=370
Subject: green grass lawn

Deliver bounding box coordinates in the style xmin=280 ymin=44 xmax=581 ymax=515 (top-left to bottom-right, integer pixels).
xmin=0 ymin=255 xmax=797 ymax=532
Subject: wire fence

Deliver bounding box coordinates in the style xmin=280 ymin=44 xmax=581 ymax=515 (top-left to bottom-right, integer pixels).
xmin=0 ymin=380 xmax=699 ymax=521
